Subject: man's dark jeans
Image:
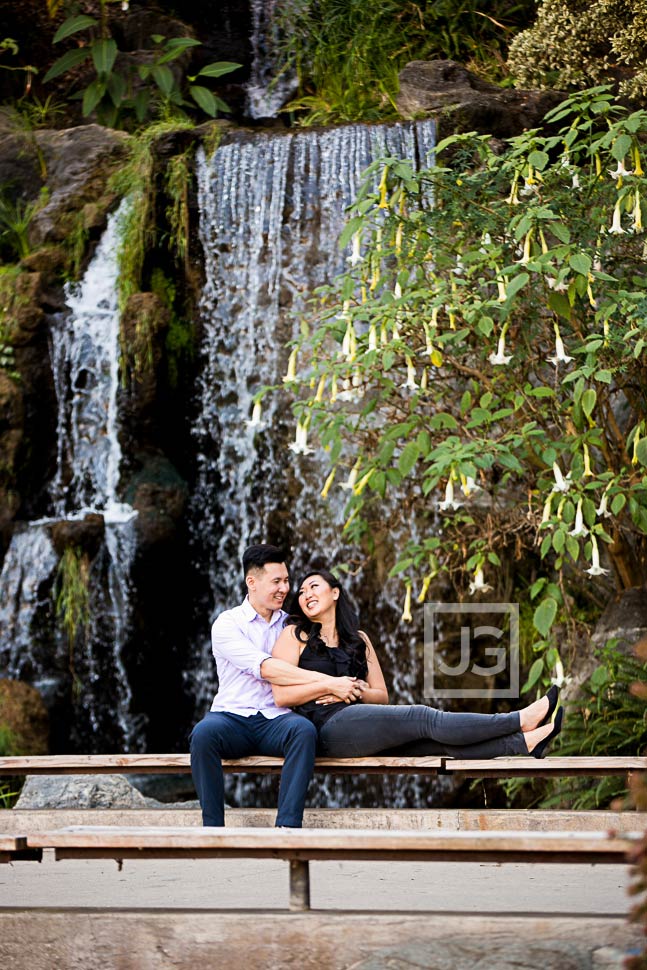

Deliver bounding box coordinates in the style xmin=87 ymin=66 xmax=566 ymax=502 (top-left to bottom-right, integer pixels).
xmin=190 ymin=711 xmax=317 ymax=827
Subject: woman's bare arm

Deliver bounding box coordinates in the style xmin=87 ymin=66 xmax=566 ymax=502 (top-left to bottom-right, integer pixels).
xmin=269 ymin=627 xmax=363 ymax=707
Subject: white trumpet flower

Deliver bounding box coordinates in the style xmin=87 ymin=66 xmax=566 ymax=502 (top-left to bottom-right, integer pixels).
xmin=245 ymin=400 xmax=266 ymax=430
xmin=347 ymin=231 xmax=363 ymax=266
xmin=438 ymin=478 xmax=463 ymax=512
xmin=585 ymin=535 xmax=609 ymax=577
xmin=288 ymin=421 xmax=314 ymax=456
xmin=608 ymin=160 xmax=633 ymax=180
xmin=569 ymin=499 xmax=588 ymax=537
xmin=339 ymin=460 xmax=361 ymax=491
xmin=402 ymin=357 xmax=418 ymax=391
xmin=489 ymin=325 xmax=512 ymax=366
xmin=551 ymin=462 xmax=571 ymax=494
xmin=469 ymin=567 xmax=493 ymax=595
xmin=547 ymin=323 xmax=574 ymax=366
xmin=608 ymin=200 xmax=626 ymax=235
xmin=596 ymin=487 xmax=612 ymax=518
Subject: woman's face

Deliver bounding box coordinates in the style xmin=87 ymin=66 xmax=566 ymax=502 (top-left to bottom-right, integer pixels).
xmin=298 ymin=574 xmax=339 ymax=621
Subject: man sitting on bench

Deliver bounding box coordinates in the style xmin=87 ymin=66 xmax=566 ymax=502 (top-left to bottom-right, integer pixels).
xmin=190 ymin=544 xmax=364 ymax=827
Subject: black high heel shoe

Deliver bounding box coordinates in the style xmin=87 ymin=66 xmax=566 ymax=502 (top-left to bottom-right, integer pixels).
xmin=540 ymin=685 xmax=560 ymax=727
xmin=531 ymin=707 xmax=563 ymax=759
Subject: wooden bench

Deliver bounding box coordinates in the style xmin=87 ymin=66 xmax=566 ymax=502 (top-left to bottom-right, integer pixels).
xmin=25 ymin=825 xmax=640 ymax=911
xmin=0 ymin=754 xmax=644 ymax=778
xmin=0 ymin=834 xmax=42 ymax=864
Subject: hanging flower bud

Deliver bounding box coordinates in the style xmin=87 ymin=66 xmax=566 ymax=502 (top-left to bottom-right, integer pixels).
xmin=320 ymin=467 xmax=337 ymax=499
xmin=401 ymin=584 xmax=413 ymax=623
xmin=282 ymin=348 xmax=298 ymax=383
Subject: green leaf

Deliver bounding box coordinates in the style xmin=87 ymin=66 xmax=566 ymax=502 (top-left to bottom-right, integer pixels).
xmin=533 ymin=596 xmax=558 ymax=638
xmin=429 ymin=412 xmax=458 ymax=430
xmin=569 ymin=252 xmax=592 ymax=277
xmin=548 ymin=291 xmax=571 ymax=321
xmin=196 ymin=61 xmax=242 ymax=79
xmin=153 ymin=64 xmax=175 ymax=97
xmin=92 ymin=38 xmax=117 ymax=76
xmin=460 ymin=391 xmax=472 ymax=415
xmin=505 ymin=272 xmax=529 ymax=301
xmin=53 ymin=14 xmax=97 ymax=43
xmin=43 ymin=47 xmax=90 ymax=83
xmin=552 ymin=529 xmax=565 ymax=553
xmin=590 ymin=665 xmax=609 ymax=689
xmin=528 ymin=150 xmax=549 ymax=171
xmin=594 ymin=370 xmax=613 ymax=384
xmin=338 ymin=216 xmax=364 ymax=251
xmin=551 ymin=222 xmax=571 ymax=244
xmin=581 ymin=388 xmax=596 ymax=418
xmin=388 ymin=558 xmax=413 ymax=577
xmin=382 ymin=350 xmax=395 ymax=371
xmin=521 ymin=658 xmax=544 ymax=693
xmin=529 ymin=577 xmax=547 ymax=600
xmin=635 ymin=438 xmax=647 ymax=467
xmin=189 ymin=84 xmax=217 ymax=115
xmin=565 ymin=535 xmax=580 ymax=562
xmin=82 ymin=78 xmax=106 ymax=116
xmin=611 ymin=133 xmax=632 ymax=161
xmin=611 ymin=493 xmax=626 ymax=515
xmin=398 ymin=441 xmax=420 ymax=476
xmin=106 ymin=70 xmax=126 ymax=107
xmin=133 ymin=88 xmax=151 ymax=122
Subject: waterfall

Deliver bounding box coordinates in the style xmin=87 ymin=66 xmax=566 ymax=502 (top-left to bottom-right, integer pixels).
xmin=193 ymin=119 xmax=440 ymax=807
xmin=0 ymin=200 xmax=140 ymax=751
xmin=245 ymin=0 xmax=299 ymax=119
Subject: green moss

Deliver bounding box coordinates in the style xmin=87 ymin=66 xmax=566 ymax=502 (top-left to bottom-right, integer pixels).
xmin=151 ymin=267 xmax=195 ymax=388
xmin=54 ymin=546 xmax=91 ymax=686
xmin=109 ymin=119 xmax=195 ymax=309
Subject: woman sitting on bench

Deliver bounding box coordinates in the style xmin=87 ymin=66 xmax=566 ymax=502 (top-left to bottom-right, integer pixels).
xmin=271 ymin=569 xmax=563 ymax=760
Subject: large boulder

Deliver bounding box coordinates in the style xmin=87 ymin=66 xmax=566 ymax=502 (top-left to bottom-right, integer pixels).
xmin=0 ymin=125 xmax=129 ymax=250
xmin=564 ymin=585 xmax=647 ymax=700
xmin=15 ymin=773 xmax=165 ymax=809
xmin=0 ymin=679 xmax=49 ymax=754
xmin=396 ymin=60 xmax=565 ymax=137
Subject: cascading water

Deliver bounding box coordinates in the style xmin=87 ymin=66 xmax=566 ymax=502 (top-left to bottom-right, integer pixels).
xmin=192 ymin=118 xmax=443 ymax=807
xmin=245 ymin=0 xmax=299 ymax=119
xmin=0 ymin=200 xmax=141 ymax=751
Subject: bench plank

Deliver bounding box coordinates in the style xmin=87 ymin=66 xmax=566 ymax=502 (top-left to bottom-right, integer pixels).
xmin=441 ymin=757 xmax=647 ymax=777
xmin=0 ymin=834 xmax=41 ymax=864
xmin=26 ymin=825 xmax=637 ymax=865
xmin=1 ymin=754 xmax=644 ymax=778
xmin=0 ymin=754 xmax=444 ymax=775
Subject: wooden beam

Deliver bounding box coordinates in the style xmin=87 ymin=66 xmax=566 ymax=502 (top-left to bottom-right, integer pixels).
xmin=26 ymin=825 xmax=638 ymax=866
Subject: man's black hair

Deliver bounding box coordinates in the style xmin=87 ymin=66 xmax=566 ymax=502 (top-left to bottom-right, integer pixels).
xmin=242 ymin=543 xmax=286 ymax=577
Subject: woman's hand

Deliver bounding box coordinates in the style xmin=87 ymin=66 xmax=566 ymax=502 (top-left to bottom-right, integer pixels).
xmin=317 ymin=678 xmax=368 ymax=704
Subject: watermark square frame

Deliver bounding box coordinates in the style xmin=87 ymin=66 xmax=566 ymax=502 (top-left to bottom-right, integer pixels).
xmin=424 ymin=602 xmax=519 ymax=700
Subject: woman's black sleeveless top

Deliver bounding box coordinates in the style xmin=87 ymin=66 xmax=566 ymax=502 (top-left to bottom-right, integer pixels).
xmin=294 ymin=639 xmax=366 ymax=731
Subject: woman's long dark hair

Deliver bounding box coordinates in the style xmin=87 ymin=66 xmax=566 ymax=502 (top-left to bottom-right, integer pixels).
xmin=285 ymin=569 xmax=368 ymax=678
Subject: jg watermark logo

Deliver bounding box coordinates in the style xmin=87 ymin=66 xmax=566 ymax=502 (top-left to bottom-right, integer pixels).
xmin=424 ymin=603 xmax=519 ymax=699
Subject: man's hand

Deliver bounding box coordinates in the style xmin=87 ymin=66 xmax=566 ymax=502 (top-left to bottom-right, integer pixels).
xmin=317 ymin=678 xmax=368 ymax=705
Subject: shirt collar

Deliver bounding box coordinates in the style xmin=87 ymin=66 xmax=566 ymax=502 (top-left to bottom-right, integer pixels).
xmin=242 ymin=595 xmax=285 ymax=626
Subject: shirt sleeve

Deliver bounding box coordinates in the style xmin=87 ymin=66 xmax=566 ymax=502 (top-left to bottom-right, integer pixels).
xmin=211 ymin=611 xmax=267 ymax=680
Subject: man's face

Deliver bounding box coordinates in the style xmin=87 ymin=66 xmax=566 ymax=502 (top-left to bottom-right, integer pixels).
xmin=247 ymin=562 xmax=290 ymax=614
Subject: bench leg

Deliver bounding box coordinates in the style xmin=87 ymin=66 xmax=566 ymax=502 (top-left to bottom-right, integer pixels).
xmin=289 ymin=859 xmax=310 ymax=911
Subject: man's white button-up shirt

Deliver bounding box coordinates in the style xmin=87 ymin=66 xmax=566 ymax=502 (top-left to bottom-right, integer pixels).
xmin=209 ymin=596 xmax=290 ymax=718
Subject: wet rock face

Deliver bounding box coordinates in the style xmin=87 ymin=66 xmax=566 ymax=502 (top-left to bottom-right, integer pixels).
xmin=565 ymin=584 xmax=647 ymax=699
xmin=0 ymin=679 xmax=49 ymax=755
xmin=397 ymin=59 xmax=565 ymax=138
xmin=0 ymin=125 xmax=128 ymax=251
xmin=50 ymin=514 xmax=106 ymax=560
